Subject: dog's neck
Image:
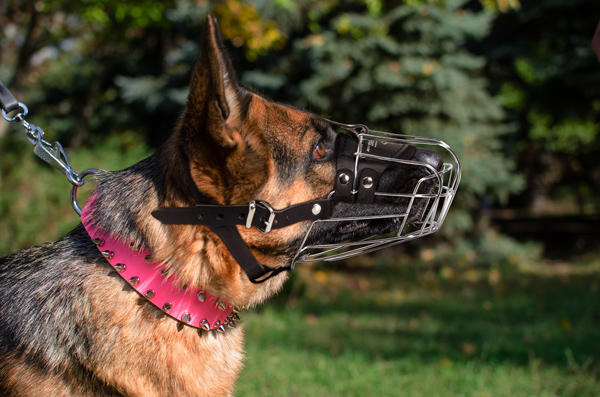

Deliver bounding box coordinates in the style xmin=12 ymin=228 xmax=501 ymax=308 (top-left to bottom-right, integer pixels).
xmin=80 ymin=197 xmax=239 ymax=332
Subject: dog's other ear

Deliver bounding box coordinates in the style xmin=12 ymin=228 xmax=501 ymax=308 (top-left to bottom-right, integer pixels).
xmin=183 ymin=14 xmax=246 ymax=149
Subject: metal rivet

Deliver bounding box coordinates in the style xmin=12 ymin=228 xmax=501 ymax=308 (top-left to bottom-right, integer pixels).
xmin=197 ymin=291 xmax=206 ymax=302
xmin=228 ymin=320 xmax=236 ymax=329
xmin=163 ymin=302 xmax=172 ymax=312
xmin=200 ymin=319 xmax=210 ymax=331
xmin=129 ymin=277 xmax=140 ymax=286
xmin=180 ymin=283 xmax=188 ymax=290
xmin=231 ymin=312 xmax=240 ymax=321
xmin=144 ymin=255 xmax=152 ymax=263
xmin=181 ymin=313 xmax=191 ymax=323
xmin=217 ymin=325 xmax=226 ymax=333
xmin=214 ymin=321 xmax=221 ymax=328
xmin=216 ymin=299 xmax=226 ymax=311
xmin=312 ymin=204 xmax=322 ymax=215
xmin=92 ymin=238 xmax=104 ymax=247
xmin=144 ymin=289 xmax=155 ymax=299
xmin=232 ymin=306 xmax=241 ymax=313
xmin=338 ymin=173 xmax=350 ymax=185
xmin=362 ymin=176 xmax=374 ymax=189
xmin=101 ymin=251 xmax=113 ymax=259
xmin=114 ymin=263 xmax=126 ymax=272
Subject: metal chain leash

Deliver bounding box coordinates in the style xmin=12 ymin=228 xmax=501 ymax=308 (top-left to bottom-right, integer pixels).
xmin=1 ymin=82 xmax=98 ymax=215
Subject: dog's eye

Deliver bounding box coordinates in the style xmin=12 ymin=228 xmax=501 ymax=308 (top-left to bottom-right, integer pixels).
xmin=313 ymin=140 xmax=328 ymax=160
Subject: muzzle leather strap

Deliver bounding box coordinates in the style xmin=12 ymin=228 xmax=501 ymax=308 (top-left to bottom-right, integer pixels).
xmin=151 ymin=168 xmax=334 ymax=283
xmin=152 ymin=199 xmax=333 ymax=231
xmin=209 ymin=225 xmax=287 ymax=282
xmin=0 ymin=81 xmax=19 ymax=114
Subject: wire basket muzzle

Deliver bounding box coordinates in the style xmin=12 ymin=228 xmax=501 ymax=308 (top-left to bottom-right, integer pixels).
xmin=293 ymin=130 xmax=461 ymax=264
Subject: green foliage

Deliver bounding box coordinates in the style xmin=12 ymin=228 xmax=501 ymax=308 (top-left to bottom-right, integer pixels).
xmin=81 ymin=0 xmax=173 ymax=30
xmin=0 ymin=0 xmax=597 ymax=255
xmin=483 ymin=0 xmax=600 ymax=212
xmin=529 ymin=112 xmax=598 ymax=154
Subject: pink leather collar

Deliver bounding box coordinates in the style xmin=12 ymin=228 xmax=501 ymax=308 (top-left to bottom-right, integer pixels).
xmin=80 ymin=198 xmax=238 ymax=333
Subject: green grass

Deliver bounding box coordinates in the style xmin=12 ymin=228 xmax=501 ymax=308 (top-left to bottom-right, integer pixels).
xmin=236 ymin=268 xmax=600 ymax=396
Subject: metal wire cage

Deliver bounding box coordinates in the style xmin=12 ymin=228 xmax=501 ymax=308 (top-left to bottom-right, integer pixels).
xmin=293 ymin=128 xmax=461 ymax=264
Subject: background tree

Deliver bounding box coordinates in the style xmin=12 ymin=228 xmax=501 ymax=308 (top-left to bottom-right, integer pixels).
xmin=482 ymin=0 xmax=600 ymax=217
xmin=0 ymin=0 xmax=596 ymax=267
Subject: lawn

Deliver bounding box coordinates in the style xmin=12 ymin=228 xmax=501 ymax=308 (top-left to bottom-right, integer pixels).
xmin=235 ymin=263 xmax=600 ymax=396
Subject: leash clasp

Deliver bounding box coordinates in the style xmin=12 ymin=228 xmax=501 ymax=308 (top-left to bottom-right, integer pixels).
xmin=246 ymin=200 xmax=276 ymax=234
xmin=0 ymin=81 xmax=101 ymax=217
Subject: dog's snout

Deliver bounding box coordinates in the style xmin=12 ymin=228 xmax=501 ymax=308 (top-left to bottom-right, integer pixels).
xmin=412 ymin=148 xmax=443 ymax=171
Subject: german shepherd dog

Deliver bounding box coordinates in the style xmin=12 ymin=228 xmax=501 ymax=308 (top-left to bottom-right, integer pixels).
xmin=0 ymin=16 xmax=441 ymax=396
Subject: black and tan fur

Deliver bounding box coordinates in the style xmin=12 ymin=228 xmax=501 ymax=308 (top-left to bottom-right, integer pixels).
xmin=0 ymin=16 xmax=432 ymax=396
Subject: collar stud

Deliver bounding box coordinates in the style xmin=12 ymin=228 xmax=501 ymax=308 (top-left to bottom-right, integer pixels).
xmin=216 ymin=299 xmax=226 ymax=311
xmin=200 ymin=319 xmax=210 ymax=331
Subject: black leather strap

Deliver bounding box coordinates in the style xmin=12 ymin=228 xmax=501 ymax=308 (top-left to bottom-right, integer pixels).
xmin=151 ymin=199 xmax=333 ymax=229
xmin=210 ymin=225 xmax=288 ymax=283
xmin=0 ymin=81 xmax=19 ymax=114
xmin=332 ymin=133 xmax=356 ymax=202
xmin=152 ymin=197 xmax=331 ymax=283
xmin=151 ymin=165 xmax=326 ymax=283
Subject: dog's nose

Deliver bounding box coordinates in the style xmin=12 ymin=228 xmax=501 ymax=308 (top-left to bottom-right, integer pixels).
xmin=412 ymin=148 xmax=443 ymax=171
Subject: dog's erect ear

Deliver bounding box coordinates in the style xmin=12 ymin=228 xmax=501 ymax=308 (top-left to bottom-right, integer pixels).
xmin=183 ymin=15 xmax=245 ymax=148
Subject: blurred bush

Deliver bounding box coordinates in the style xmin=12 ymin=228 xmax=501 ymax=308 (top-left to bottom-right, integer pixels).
xmin=1 ymin=0 xmax=598 ymax=272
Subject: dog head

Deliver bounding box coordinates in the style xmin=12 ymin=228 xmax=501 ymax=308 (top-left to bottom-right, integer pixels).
xmin=148 ymin=15 xmax=457 ymax=308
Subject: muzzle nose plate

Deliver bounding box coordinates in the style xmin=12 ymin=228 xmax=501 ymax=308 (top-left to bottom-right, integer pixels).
xmin=413 ymin=148 xmax=443 ymax=171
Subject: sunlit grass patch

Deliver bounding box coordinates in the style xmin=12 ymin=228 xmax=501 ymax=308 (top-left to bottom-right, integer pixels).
xmin=237 ymin=267 xmax=600 ymax=396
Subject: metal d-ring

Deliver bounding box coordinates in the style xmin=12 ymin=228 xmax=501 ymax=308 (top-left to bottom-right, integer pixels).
xmin=71 ymin=168 xmax=100 ymax=215
xmin=1 ymin=102 xmax=28 ymax=122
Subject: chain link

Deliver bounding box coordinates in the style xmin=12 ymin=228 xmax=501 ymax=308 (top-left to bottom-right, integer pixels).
xmin=2 ymin=101 xmax=98 ymax=215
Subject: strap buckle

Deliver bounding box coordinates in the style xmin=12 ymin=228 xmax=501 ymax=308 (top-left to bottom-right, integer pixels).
xmin=246 ymin=200 xmax=276 ymax=233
